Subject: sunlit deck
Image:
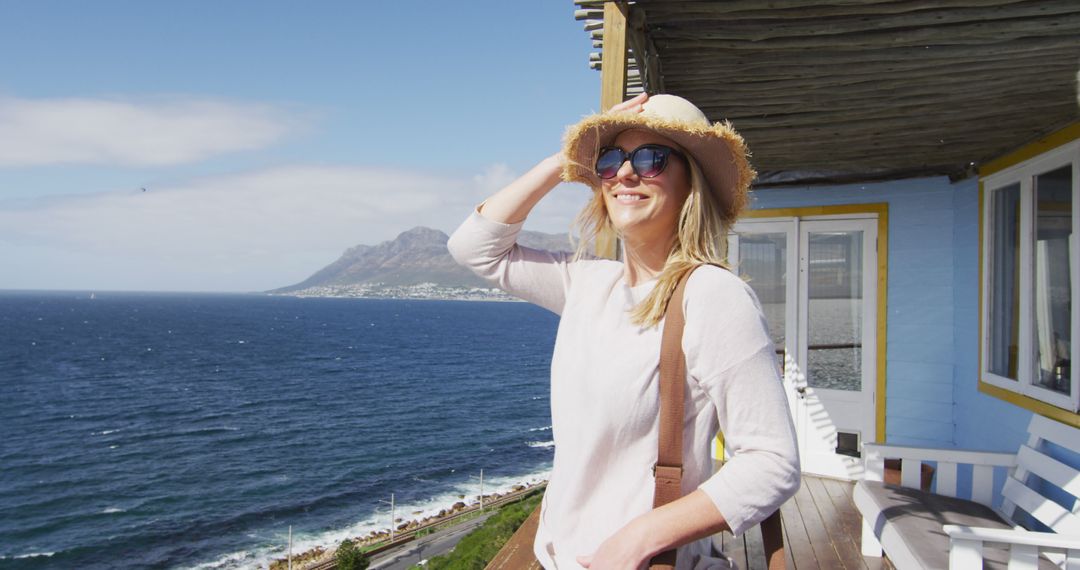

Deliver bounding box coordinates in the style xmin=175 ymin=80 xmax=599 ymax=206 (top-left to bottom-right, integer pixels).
xmin=716 ymin=475 xmax=891 ymax=570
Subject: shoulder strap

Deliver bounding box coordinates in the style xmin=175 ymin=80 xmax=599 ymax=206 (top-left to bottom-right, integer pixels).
xmin=649 ymin=270 xmax=691 ymax=569
xmin=654 ymin=270 xmax=690 ymax=512
xmin=650 ymin=266 xmax=786 ymax=570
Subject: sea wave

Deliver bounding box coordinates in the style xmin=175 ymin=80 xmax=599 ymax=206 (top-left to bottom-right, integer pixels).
xmin=528 ymin=425 xmax=552 ymax=432
xmin=526 ymin=440 xmax=555 ymax=449
xmin=1 ymin=552 xmax=56 ymax=560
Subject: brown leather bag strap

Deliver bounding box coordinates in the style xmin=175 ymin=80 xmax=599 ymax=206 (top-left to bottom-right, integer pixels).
xmin=648 ymin=270 xmax=692 ymax=569
xmin=650 ymin=266 xmax=786 ymax=570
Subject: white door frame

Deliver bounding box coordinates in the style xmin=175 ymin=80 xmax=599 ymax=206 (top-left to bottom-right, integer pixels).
xmin=732 ymin=213 xmax=880 ymax=479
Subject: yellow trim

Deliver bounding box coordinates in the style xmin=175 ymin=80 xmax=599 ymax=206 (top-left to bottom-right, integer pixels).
xmin=732 ymin=202 xmax=890 ymax=444
xmin=981 ymin=121 xmax=1080 ymax=177
xmin=977 ymin=123 xmax=1080 ymax=424
xmin=979 ymin=383 xmax=1080 ymax=429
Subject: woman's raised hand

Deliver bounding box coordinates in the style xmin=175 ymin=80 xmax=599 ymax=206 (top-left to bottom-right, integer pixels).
xmin=605 ymin=92 xmax=648 ymax=115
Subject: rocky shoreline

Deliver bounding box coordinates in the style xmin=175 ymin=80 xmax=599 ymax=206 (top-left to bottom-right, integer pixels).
xmin=268 ymin=479 xmax=547 ymax=570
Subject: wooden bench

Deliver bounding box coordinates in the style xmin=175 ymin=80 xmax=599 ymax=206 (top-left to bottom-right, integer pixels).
xmin=854 ymin=414 xmax=1080 ymax=569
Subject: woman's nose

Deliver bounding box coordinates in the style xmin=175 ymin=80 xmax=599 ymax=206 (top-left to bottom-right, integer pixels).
xmin=614 ymin=158 xmax=637 ymax=183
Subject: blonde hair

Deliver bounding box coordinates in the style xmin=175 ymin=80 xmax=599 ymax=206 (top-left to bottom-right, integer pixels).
xmin=572 ymin=154 xmax=734 ymax=328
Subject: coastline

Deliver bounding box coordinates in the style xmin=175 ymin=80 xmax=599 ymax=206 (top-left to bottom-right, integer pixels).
xmin=265 ymin=475 xmax=549 ymax=570
xmin=185 ymin=466 xmax=552 ymax=570
xmin=269 ymin=282 xmax=521 ymax=303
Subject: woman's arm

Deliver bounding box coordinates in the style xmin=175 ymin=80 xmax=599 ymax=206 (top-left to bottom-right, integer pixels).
xmin=577 ymin=489 xmax=728 ymax=568
xmin=477 ymin=153 xmax=564 ymax=224
xmin=446 ymin=154 xmax=575 ymax=314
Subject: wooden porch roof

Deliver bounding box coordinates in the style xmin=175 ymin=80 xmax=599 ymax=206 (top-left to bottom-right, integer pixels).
xmin=575 ymin=1 xmax=1080 ymax=186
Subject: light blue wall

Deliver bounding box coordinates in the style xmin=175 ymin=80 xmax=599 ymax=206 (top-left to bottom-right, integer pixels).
xmin=748 ymin=175 xmax=1031 ymax=451
xmin=950 ymin=181 xmax=1033 ymax=452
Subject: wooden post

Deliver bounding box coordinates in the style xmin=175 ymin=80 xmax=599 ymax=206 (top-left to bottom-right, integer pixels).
xmin=596 ymin=1 xmax=628 ymax=260
xmin=600 ymin=1 xmax=628 ymax=112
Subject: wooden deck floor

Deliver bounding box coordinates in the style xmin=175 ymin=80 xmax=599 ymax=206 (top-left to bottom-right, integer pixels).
xmin=715 ymin=475 xmax=893 ymax=570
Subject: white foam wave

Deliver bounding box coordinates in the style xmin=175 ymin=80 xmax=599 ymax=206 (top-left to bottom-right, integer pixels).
xmin=526 ymin=440 xmax=555 ymax=449
xmin=2 ymin=552 xmax=56 ymax=559
xmin=188 ymin=549 xmax=257 ymax=570
xmin=95 ymin=429 xmax=119 ymax=435
xmin=528 ymin=425 xmax=552 ymax=432
xmin=102 ymin=506 xmax=125 ymax=514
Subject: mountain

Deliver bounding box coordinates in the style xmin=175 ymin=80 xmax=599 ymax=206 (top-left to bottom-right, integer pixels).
xmin=272 ymin=226 xmax=575 ymax=294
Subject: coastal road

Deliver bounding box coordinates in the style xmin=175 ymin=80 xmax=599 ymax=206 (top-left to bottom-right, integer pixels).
xmin=368 ymin=510 xmax=497 ymax=569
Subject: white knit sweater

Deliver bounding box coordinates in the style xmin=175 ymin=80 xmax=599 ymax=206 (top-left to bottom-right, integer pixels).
xmin=448 ymin=210 xmax=800 ymax=570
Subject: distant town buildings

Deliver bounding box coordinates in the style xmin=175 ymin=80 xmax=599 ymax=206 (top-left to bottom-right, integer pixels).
xmin=278 ymin=282 xmax=518 ymax=302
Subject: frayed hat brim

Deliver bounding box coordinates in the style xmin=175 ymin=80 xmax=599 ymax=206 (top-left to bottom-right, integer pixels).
xmin=561 ymin=109 xmax=755 ymax=220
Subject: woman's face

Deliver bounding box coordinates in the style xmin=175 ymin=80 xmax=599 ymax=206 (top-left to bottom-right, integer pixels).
xmin=600 ymin=129 xmax=691 ymax=246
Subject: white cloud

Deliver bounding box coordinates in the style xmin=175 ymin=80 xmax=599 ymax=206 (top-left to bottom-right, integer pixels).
xmin=0 ymin=164 xmax=590 ymax=292
xmin=0 ymin=96 xmax=299 ymax=166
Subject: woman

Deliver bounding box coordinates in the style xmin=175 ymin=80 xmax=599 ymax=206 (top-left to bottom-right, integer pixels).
xmin=447 ymin=93 xmax=800 ymax=569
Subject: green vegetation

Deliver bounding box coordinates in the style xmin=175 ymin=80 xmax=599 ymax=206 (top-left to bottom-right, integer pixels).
xmin=414 ymin=491 xmax=543 ymax=570
xmin=336 ymin=538 xmax=371 ymax=570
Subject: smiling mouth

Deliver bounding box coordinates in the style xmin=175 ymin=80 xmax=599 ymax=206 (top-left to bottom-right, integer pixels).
xmin=613 ymin=192 xmax=648 ymax=202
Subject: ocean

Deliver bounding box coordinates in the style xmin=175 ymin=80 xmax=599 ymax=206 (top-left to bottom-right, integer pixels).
xmin=0 ymin=292 xmax=558 ymax=569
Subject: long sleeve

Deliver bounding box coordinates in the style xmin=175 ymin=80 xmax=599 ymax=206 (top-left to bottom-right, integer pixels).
xmin=682 ymin=266 xmax=801 ymax=536
xmin=446 ymin=209 xmax=575 ymax=315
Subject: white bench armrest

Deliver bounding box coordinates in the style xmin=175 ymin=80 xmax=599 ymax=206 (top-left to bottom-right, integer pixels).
xmin=863 ymin=443 xmax=1016 ymax=498
xmin=944 ymin=525 xmax=1080 ymax=550
xmin=864 ymin=443 xmax=1016 ymax=468
xmin=945 ymin=525 xmax=1080 ymax=569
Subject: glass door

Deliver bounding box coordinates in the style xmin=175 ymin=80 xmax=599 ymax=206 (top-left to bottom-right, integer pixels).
xmin=796 ymin=219 xmax=877 ymax=479
xmin=731 ymin=216 xmax=878 ymax=480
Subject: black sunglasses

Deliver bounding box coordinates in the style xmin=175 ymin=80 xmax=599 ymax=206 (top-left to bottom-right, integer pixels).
xmin=595 ymin=144 xmax=686 ymax=180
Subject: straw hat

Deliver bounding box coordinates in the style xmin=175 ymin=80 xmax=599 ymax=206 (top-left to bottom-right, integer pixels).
xmin=561 ymin=94 xmax=755 ymax=220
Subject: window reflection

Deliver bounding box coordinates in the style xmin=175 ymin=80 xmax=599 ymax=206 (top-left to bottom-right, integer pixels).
xmin=988 ymin=183 xmax=1022 ymax=380
xmin=1034 ymin=166 xmax=1073 ymax=395
xmin=807 ymin=231 xmax=862 ymax=391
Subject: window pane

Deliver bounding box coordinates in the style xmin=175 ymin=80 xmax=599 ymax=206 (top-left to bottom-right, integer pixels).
xmin=988 ymin=183 xmax=1021 ymax=380
xmin=1034 ymin=166 xmax=1073 ymax=395
xmin=807 ymin=231 xmax=862 ymax=391
xmin=737 ymin=232 xmax=787 ymax=351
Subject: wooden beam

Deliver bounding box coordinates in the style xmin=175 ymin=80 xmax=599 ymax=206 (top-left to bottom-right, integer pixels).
xmin=600 ymin=1 xmax=629 ymax=111
xmin=596 ymin=1 xmax=629 ymax=260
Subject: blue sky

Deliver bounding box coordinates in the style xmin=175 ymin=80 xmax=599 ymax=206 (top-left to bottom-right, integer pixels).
xmin=0 ymin=1 xmax=599 ymax=291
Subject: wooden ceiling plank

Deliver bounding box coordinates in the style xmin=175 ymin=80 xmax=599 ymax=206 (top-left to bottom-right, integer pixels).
xmin=639 ymin=0 xmax=1045 ymax=17
xmin=667 ymin=72 xmax=1077 ymax=107
xmin=642 ymin=0 xmax=1076 ymax=30
xmin=661 ymin=50 xmax=1079 ymax=84
xmin=659 ymin=36 xmax=1080 ymax=68
xmin=651 ymin=14 xmax=1080 ymax=49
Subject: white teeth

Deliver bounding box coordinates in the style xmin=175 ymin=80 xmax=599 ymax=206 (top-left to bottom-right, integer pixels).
xmin=615 ymin=194 xmax=643 ymax=201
